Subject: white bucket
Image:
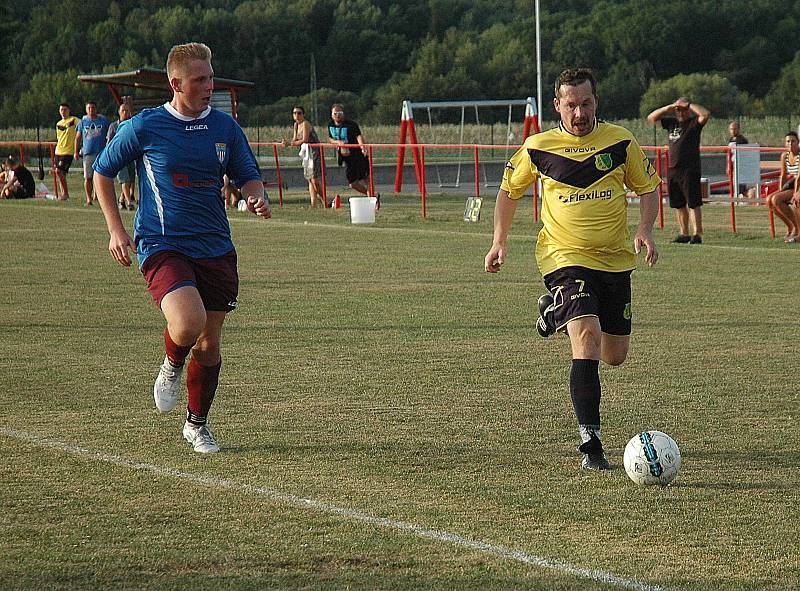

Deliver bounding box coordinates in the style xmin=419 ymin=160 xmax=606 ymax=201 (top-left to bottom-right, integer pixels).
xmin=349 ymin=197 xmax=377 ymax=224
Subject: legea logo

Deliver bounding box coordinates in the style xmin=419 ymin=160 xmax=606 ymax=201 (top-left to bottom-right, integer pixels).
xmin=185 ymin=124 xmax=209 ymax=131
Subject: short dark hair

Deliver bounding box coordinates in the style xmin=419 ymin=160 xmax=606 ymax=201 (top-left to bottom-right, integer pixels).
xmin=59 ymin=102 xmax=70 ymax=109
xmin=786 ymin=131 xmax=799 ymax=140
xmin=554 ymin=68 xmax=597 ymax=98
xmin=6 ymin=155 xmax=18 ymax=166
xmin=293 ymin=106 xmax=305 ymax=114
xmin=86 ymin=101 xmax=97 ymax=107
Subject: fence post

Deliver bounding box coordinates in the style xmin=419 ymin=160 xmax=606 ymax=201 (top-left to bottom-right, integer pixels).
xmin=420 ymin=145 xmax=427 ymax=218
xmin=368 ymin=145 xmax=375 ymax=198
xmin=320 ymin=144 xmax=328 ymax=207
xmin=272 ymin=144 xmax=283 ymax=207
xmin=473 ymin=145 xmax=480 ymax=198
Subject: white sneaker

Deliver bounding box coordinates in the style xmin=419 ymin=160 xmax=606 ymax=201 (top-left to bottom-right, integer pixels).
xmin=153 ymin=356 xmax=183 ymax=413
xmin=182 ymin=421 xmax=220 ymax=454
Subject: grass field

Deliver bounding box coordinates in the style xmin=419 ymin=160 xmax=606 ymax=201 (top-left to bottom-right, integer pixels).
xmin=1 ymin=188 xmax=798 ymax=591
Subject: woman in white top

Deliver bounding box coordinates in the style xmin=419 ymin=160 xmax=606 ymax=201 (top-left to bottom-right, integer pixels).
xmin=768 ymin=131 xmax=800 ymax=242
xmin=282 ymin=106 xmax=324 ymax=208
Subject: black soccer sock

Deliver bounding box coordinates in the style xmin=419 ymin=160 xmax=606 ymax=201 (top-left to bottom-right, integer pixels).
xmin=570 ymin=358 xmax=601 ymax=428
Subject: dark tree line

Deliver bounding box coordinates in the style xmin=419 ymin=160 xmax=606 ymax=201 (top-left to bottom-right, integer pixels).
xmin=2 ymin=0 xmax=800 ymax=127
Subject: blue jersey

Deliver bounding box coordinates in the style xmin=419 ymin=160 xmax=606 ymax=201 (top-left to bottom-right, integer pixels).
xmin=94 ymin=103 xmax=262 ymax=268
xmin=77 ymin=115 xmax=111 ymax=155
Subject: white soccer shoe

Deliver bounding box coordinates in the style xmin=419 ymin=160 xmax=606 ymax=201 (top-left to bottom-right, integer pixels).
xmin=182 ymin=421 xmax=220 ymax=454
xmin=153 ymin=356 xmax=183 ymax=413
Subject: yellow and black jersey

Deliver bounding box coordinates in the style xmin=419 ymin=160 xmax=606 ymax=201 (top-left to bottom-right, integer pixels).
xmin=55 ymin=115 xmax=80 ymax=156
xmin=501 ymin=120 xmax=660 ymax=275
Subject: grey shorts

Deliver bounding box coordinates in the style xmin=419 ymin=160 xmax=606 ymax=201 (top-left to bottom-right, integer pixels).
xmin=82 ymin=153 xmax=98 ymax=179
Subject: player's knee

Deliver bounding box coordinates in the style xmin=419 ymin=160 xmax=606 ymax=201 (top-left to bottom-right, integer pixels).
xmin=603 ymin=350 xmax=628 ymax=366
xmin=169 ymin=315 xmax=206 ymax=345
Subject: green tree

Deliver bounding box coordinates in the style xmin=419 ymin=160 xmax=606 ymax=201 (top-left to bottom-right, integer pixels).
xmin=12 ymin=70 xmax=87 ymax=128
xmin=764 ymin=50 xmax=800 ymax=117
xmin=639 ymin=73 xmax=745 ymax=119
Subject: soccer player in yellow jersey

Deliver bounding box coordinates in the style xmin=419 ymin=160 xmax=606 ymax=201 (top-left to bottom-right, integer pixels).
xmin=484 ymin=68 xmax=661 ymax=471
xmin=55 ymin=103 xmax=80 ymax=201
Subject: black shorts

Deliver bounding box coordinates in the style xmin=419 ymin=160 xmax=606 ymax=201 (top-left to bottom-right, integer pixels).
xmin=55 ymin=155 xmax=73 ymax=173
xmin=344 ymin=153 xmax=369 ymax=184
xmin=667 ymin=167 xmax=702 ymax=209
xmin=543 ymin=266 xmax=633 ymax=336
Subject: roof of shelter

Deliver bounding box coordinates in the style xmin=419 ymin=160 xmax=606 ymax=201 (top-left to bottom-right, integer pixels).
xmin=78 ymin=67 xmax=254 ymax=92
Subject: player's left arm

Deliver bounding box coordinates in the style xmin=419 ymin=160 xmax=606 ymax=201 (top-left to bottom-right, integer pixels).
xmin=625 ymin=139 xmax=661 ymax=267
xmin=228 ymin=124 xmax=271 ymax=219
xmin=241 ymin=179 xmax=271 ymax=219
xmin=633 ymin=190 xmax=659 ymax=267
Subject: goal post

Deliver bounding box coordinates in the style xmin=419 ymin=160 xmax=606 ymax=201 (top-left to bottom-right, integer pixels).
xmin=394 ymin=98 xmax=539 ymax=193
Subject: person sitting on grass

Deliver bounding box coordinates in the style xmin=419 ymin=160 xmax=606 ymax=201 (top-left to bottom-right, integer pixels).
xmin=767 ymin=131 xmax=800 ymax=243
xmin=1 ymin=155 xmax=35 ymax=199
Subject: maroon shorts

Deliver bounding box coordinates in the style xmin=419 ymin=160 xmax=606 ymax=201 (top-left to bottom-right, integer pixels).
xmin=141 ymin=250 xmax=238 ymax=312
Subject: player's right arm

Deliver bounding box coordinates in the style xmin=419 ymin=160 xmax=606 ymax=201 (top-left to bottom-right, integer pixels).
xmin=95 ymin=172 xmax=134 ymax=267
xmin=93 ymin=118 xmax=142 ymax=267
xmin=485 ymin=189 xmax=519 ymax=272
xmin=485 ymin=144 xmax=535 ymax=272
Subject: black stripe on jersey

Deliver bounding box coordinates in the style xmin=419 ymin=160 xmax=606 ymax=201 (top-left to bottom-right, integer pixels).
xmin=528 ymin=139 xmax=630 ymax=189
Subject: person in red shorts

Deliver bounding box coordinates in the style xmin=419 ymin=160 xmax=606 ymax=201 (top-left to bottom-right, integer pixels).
xmin=93 ymin=42 xmax=271 ymax=454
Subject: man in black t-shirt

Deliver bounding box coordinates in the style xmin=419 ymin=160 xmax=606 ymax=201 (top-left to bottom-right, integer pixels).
xmin=647 ymin=97 xmax=711 ymax=244
xmin=1 ymin=155 xmax=35 ymax=199
xmin=327 ymin=104 xmax=379 ymax=206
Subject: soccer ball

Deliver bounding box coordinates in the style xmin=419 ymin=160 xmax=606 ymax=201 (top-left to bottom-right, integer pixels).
xmin=623 ymin=431 xmax=681 ymax=486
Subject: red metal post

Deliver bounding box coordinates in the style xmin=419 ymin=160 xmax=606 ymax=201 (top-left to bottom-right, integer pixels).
xmin=368 ymin=145 xmax=375 ymax=198
xmin=49 ymin=145 xmax=59 ymax=198
xmin=655 ymin=148 xmax=664 ymax=229
xmin=420 ymin=145 xmax=427 ymax=218
xmin=394 ymin=119 xmax=407 ymax=193
xmin=407 ymin=121 xmax=424 ymax=193
xmin=319 ymin=144 xmax=328 ymax=206
xmin=272 ymin=144 xmax=283 ymax=207
xmin=474 ymin=145 xmax=480 ymax=198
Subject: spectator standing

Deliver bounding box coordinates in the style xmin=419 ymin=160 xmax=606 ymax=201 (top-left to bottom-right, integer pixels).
xmin=647 ymin=97 xmax=711 ymax=244
xmin=75 ymin=101 xmax=110 ymax=206
xmin=727 ymin=120 xmax=749 ymax=197
xmin=327 ymin=103 xmax=379 ymax=207
xmin=767 ymin=131 xmax=800 ymax=242
xmin=484 ymin=68 xmax=661 ymax=471
xmin=1 ymin=155 xmax=35 ymax=199
xmin=93 ymin=42 xmax=271 ymax=454
xmin=106 ymin=103 xmax=136 ymax=210
xmin=283 ymin=106 xmax=324 ymax=208
xmin=54 ymin=103 xmax=80 ymax=201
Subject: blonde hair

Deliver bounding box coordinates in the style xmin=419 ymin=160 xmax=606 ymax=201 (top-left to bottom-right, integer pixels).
xmin=166 ymin=42 xmax=212 ymax=79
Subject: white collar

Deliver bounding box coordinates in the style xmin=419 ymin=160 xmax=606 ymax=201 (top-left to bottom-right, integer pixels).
xmin=163 ymin=102 xmax=211 ymax=121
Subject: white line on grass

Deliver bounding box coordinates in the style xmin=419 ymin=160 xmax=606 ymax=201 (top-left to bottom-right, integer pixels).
xmin=2 ymin=426 xmax=669 ymax=591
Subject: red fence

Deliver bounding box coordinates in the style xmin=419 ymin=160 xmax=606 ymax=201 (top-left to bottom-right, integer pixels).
xmin=2 ymin=138 xmax=787 ymax=237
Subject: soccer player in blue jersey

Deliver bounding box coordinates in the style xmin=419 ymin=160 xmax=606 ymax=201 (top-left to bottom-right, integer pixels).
xmin=93 ymin=42 xmax=271 ymax=454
